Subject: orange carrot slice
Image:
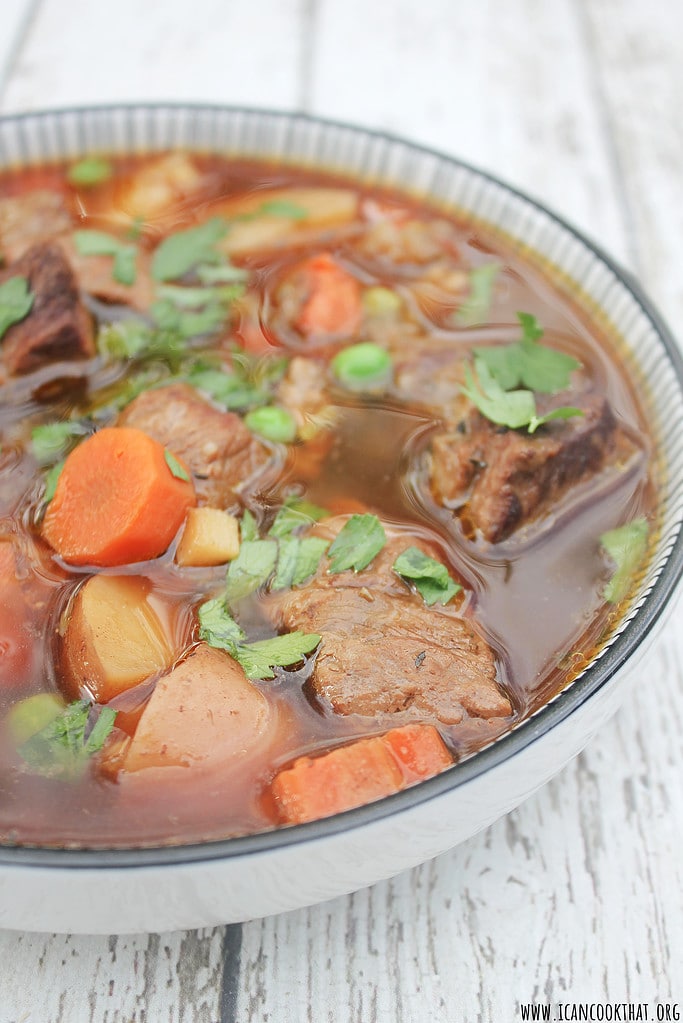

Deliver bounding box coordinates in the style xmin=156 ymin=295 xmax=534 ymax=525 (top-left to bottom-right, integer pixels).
xmin=294 ymin=253 xmax=362 ymax=338
xmin=42 ymin=426 xmax=196 ymax=566
xmin=271 ymin=723 xmax=452 ymax=825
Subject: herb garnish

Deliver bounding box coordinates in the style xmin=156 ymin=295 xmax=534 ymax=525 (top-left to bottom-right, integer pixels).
xmin=44 ymin=460 xmax=65 ymax=503
xmin=198 ymin=597 xmax=320 ymax=680
xmin=455 ymin=262 xmax=500 ymax=326
xmin=187 ymin=354 xmax=288 ymax=413
xmin=393 ymin=547 xmax=461 ymax=606
xmin=271 ymin=536 xmax=330 ymax=590
xmin=0 ymin=276 xmax=34 ymax=339
xmin=224 ymin=538 xmax=279 ymax=602
xmin=462 ymin=360 xmax=583 ymax=433
xmin=31 ymin=421 xmax=89 ymax=464
xmin=67 ymin=157 xmax=113 ymax=187
xmin=327 ymin=514 xmax=387 ymax=573
xmin=268 ymin=497 xmax=328 ymax=538
xmin=600 ymin=518 xmax=649 ymax=603
xmin=73 ymin=230 xmax=138 ymax=285
xmin=17 ymin=700 xmax=116 ymax=778
xmin=151 ymin=218 xmax=228 ymax=282
xmin=164 ymin=449 xmax=189 ymax=482
xmin=476 ymin=312 xmax=580 ymax=394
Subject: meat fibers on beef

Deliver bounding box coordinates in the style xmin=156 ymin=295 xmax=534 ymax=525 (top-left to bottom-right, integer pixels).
xmin=0 ymin=243 xmax=95 ymax=375
xmin=268 ymin=516 xmax=512 ymax=726
xmin=430 ymin=392 xmax=639 ymax=543
xmin=118 ymin=382 xmax=271 ymax=509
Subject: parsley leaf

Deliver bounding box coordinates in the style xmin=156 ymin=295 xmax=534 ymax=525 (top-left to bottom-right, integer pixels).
xmin=477 ymin=312 xmax=580 ymax=395
xmin=393 ymin=547 xmax=461 ymax=605
xmin=463 ymin=359 xmax=584 ymax=433
xmin=187 ymin=353 xmax=288 ymax=413
xmin=198 ymin=596 xmax=246 ymax=649
xmin=455 ymin=263 xmax=500 ymax=326
xmin=271 ymin=536 xmax=329 ymax=590
xmin=164 ymin=449 xmax=189 ymax=482
xmin=269 ymin=497 xmax=329 ymax=537
xmin=600 ymin=518 xmax=649 ymax=603
xmin=327 ymin=514 xmax=387 ymax=573
xmin=73 ymin=230 xmax=137 ymax=285
xmin=18 ymin=700 xmax=116 ymax=779
xmin=224 ymin=539 xmax=278 ymax=601
xmin=0 ymin=276 xmax=34 ymax=339
xmin=150 ymin=297 xmax=226 ymax=340
xmin=151 ymin=218 xmax=228 ymax=282
xmin=31 ymin=421 xmax=89 ymax=464
xmin=240 ymin=509 xmax=259 ymax=542
xmin=67 ymin=157 xmax=112 ymax=186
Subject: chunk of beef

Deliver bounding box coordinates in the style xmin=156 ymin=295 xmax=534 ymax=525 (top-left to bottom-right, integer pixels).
xmin=0 ymin=191 xmax=72 ymax=263
xmin=268 ymin=515 xmax=511 ymax=726
xmin=0 ymin=243 xmax=95 ymax=375
xmin=118 ymin=383 xmax=271 ymax=509
xmin=430 ymin=392 xmax=639 ymax=543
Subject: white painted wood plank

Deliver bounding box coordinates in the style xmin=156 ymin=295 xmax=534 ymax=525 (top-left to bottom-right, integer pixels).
xmin=0 ymin=0 xmax=37 ymax=96
xmin=0 ymin=0 xmax=309 ymax=114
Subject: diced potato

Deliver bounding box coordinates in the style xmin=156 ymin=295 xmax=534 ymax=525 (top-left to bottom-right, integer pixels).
xmin=175 ymin=507 xmax=240 ymax=567
xmin=114 ymin=153 xmax=204 ymax=223
xmin=215 ymin=187 xmax=358 ymax=256
xmin=62 ymin=575 xmax=175 ymax=702
xmin=124 ymin=643 xmax=273 ymax=773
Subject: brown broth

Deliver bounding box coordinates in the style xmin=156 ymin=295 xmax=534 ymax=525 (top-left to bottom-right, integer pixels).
xmin=0 ymin=153 xmax=655 ymax=846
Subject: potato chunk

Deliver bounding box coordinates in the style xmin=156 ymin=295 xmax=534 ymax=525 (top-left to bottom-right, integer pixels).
xmin=62 ymin=575 xmax=175 ymax=702
xmin=175 ymin=507 xmax=240 ymax=567
xmin=124 ymin=643 xmax=273 ymax=773
xmin=115 ymin=152 xmax=204 ymax=222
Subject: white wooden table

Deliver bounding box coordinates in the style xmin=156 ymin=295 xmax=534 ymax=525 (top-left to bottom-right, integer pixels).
xmin=1 ymin=2 xmax=682 ymax=1020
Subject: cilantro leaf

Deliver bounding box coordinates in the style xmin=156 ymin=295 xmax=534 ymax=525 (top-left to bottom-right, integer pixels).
xmin=73 ymin=230 xmax=137 ymax=285
xmin=240 ymin=509 xmax=259 ymax=542
xmin=600 ymin=518 xmax=649 ymax=603
xmin=327 ymin=514 xmax=387 ymax=573
xmin=393 ymin=546 xmax=461 ymax=606
xmin=151 ymin=218 xmax=228 ymax=282
xmin=18 ymin=700 xmax=116 ymax=778
xmin=31 ymin=421 xmax=88 ymax=464
xmin=269 ymin=497 xmax=329 ymax=537
xmin=455 ymin=263 xmax=500 ymax=326
xmin=224 ymin=539 xmax=278 ymax=601
xmin=164 ymin=449 xmax=189 ymax=482
xmin=271 ymin=536 xmax=329 ymax=590
xmin=150 ymin=297 xmax=226 ymax=339
xmin=198 ymin=597 xmax=246 ymax=650
xmin=476 ymin=312 xmax=580 ymax=395
xmin=0 ymin=276 xmax=34 ymax=339
xmin=67 ymin=157 xmax=112 ymax=186
xmin=232 ymin=631 xmax=321 ymax=680
xmin=196 ymin=262 xmax=249 ymax=285
xmin=463 ymin=359 xmax=584 ymax=433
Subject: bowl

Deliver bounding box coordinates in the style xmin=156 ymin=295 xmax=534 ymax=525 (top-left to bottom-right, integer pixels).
xmin=1 ymin=104 xmax=682 ymax=935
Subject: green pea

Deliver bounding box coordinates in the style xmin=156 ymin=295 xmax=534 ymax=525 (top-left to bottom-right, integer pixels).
xmin=6 ymin=693 xmax=65 ymax=745
xmin=67 ymin=157 xmax=113 ymax=187
xmin=363 ymin=286 xmax=402 ymax=317
xmin=245 ymin=405 xmax=297 ymax=443
xmin=331 ymin=342 xmax=392 ymax=390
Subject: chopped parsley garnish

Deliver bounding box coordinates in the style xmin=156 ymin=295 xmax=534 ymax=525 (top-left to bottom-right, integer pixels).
xmin=73 ymin=230 xmax=138 ymax=285
xmin=164 ymin=449 xmax=189 ymax=482
xmin=196 ymin=262 xmax=249 ymax=285
xmin=393 ymin=547 xmax=461 ymax=605
xmin=462 ymin=356 xmax=583 ymax=434
xmin=240 ymin=509 xmax=259 ymax=542
xmin=268 ymin=497 xmax=328 ymax=538
xmin=327 ymin=514 xmax=387 ymax=573
xmin=31 ymin=421 xmax=89 ymax=464
xmin=600 ymin=518 xmax=649 ymax=603
xmin=271 ymin=536 xmax=330 ymax=590
xmin=476 ymin=312 xmax=580 ymax=394
xmin=198 ymin=597 xmax=320 ymax=680
xmin=455 ymin=262 xmax=500 ymax=326
xmin=97 ymin=319 xmax=187 ymax=368
xmin=150 ymin=296 xmax=227 ymax=340
xmin=151 ymin=218 xmax=228 ymax=282
xmin=0 ymin=275 xmax=34 ymax=339
xmin=224 ymin=538 xmax=279 ymax=602
xmin=17 ymin=700 xmax=116 ymax=779
xmin=67 ymin=157 xmax=113 ymax=187
xmin=187 ymin=354 xmax=288 ymax=413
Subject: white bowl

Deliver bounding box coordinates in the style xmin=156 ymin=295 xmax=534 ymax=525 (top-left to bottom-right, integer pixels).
xmin=1 ymin=104 xmax=682 ymax=934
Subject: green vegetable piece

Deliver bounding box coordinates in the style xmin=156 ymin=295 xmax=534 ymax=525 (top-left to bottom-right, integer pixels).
xmin=198 ymin=597 xmax=246 ymax=651
xmin=150 ymin=297 xmax=226 ymax=340
xmin=600 ymin=518 xmax=649 ymax=603
xmin=240 ymin=509 xmax=259 ymax=542
xmin=527 ymin=406 xmax=585 ymax=434
xmin=477 ymin=312 xmax=580 ymax=395
xmin=73 ymin=230 xmax=138 ymax=285
xmin=463 ymin=359 xmax=583 ymax=433
xmin=44 ymin=460 xmax=65 ymax=503
xmin=225 ymin=539 xmax=278 ymax=602
xmin=164 ymin=449 xmax=189 ymax=482
xmin=258 ymin=199 xmax=308 ymax=220
xmin=233 ymin=631 xmax=321 ymax=680
xmin=151 ymin=218 xmax=228 ymax=282
xmin=31 ymin=421 xmax=88 ymax=464
xmin=363 ymin=286 xmax=402 ymax=317
xmin=67 ymin=157 xmax=113 ymax=187
xmin=6 ymin=693 xmax=65 ymax=745
xmin=393 ymin=546 xmax=461 ymax=606
xmin=331 ymin=342 xmax=392 ymax=390
xmin=0 ymin=276 xmax=34 ymax=340
xmin=196 ymin=262 xmax=249 ymax=285
xmin=18 ymin=700 xmax=116 ymax=778
xmin=271 ymin=536 xmax=329 ymax=590
xmin=327 ymin=514 xmax=387 ymax=573
xmin=244 ymin=405 xmax=297 ymax=443
xmin=269 ymin=497 xmax=328 ymax=537
xmin=455 ymin=263 xmax=500 ymax=326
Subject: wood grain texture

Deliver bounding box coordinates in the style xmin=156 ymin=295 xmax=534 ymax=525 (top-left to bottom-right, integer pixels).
xmin=0 ymin=0 xmax=681 ymax=1019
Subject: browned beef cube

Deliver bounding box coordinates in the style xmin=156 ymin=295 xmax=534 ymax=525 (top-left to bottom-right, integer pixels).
xmin=0 ymin=243 xmax=95 ymax=375
xmin=268 ymin=515 xmax=511 ymax=726
xmin=118 ymin=382 xmax=271 ymax=509
xmin=430 ymin=393 xmax=637 ymax=543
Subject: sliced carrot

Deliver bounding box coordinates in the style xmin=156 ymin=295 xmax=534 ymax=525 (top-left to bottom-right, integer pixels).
xmin=271 ymin=723 xmax=452 ymax=825
xmin=42 ymin=426 xmax=196 ymax=567
xmin=294 ymin=253 xmax=362 ymax=339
